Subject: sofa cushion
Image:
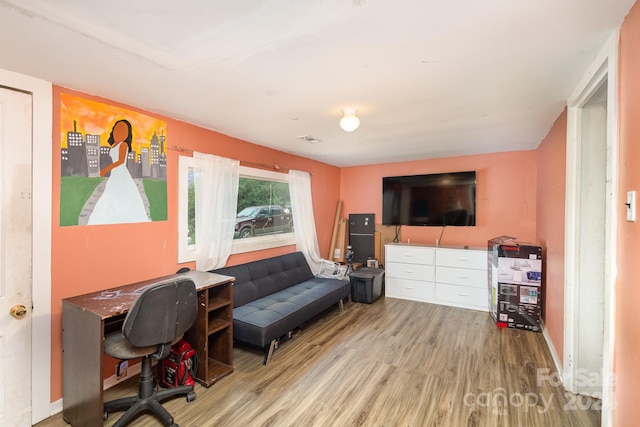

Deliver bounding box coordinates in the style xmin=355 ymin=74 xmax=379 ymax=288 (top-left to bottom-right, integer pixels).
xmin=232 ymin=277 xmax=350 ymax=348
xmin=213 ymin=252 xmax=314 ymax=308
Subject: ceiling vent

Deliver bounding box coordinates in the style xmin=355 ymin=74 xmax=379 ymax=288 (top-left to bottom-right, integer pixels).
xmin=297 ymin=135 xmax=322 ymax=144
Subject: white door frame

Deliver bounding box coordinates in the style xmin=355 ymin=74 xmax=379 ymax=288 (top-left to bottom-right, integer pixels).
xmin=564 ymin=30 xmax=618 ymax=427
xmin=0 ymin=69 xmax=52 ymax=424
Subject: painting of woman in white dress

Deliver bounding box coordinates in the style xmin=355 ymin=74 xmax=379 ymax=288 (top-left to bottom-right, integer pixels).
xmin=86 ymin=119 xmax=151 ymax=225
xmin=59 ymin=93 xmax=168 ymax=226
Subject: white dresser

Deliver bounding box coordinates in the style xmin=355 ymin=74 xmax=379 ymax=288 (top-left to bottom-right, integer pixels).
xmin=385 ymin=243 xmax=488 ymax=311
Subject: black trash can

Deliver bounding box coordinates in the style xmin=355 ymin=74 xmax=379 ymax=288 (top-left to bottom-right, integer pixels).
xmin=349 ymin=268 xmax=385 ymax=304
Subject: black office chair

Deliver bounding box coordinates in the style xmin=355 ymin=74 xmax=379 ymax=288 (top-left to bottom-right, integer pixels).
xmin=103 ymin=279 xmax=198 ymax=427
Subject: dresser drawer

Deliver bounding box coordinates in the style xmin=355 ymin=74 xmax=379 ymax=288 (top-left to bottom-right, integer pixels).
xmin=386 ymin=262 xmax=434 ymax=281
xmin=386 ymin=245 xmax=434 ymax=265
xmin=435 ymin=283 xmax=488 ymax=311
xmin=386 ymin=277 xmax=435 ymax=302
xmin=435 ymin=266 xmax=487 ymax=288
xmin=435 ymin=248 xmax=487 ymax=270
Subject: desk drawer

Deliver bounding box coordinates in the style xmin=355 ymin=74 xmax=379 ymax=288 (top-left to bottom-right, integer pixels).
xmin=435 ymin=266 xmax=487 ymax=288
xmin=386 ymin=262 xmax=434 ymax=281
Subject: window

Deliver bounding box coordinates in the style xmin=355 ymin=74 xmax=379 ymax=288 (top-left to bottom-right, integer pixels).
xmin=178 ymin=158 xmax=295 ymax=262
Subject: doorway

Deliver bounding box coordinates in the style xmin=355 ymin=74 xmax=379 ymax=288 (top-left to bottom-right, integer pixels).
xmin=0 ymin=70 xmax=52 ymax=424
xmin=0 ymin=86 xmax=33 ymax=426
xmin=564 ymin=32 xmax=618 ymax=426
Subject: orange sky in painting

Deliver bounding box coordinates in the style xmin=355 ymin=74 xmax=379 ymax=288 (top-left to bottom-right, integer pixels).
xmin=59 ymin=93 xmax=166 ymax=154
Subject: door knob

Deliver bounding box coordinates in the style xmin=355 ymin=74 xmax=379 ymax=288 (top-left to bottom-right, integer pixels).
xmin=10 ymin=304 xmax=27 ymax=319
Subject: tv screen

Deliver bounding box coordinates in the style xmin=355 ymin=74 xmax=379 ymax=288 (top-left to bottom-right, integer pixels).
xmin=382 ymin=171 xmax=476 ymax=226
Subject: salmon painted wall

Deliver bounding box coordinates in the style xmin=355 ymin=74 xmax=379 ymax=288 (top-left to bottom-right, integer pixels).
xmin=535 ymin=109 xmax=567 ymax=363
xmin=616 ymin=4 xmax=640 ymax=424
xmin=340 ymin=151 xmax=537 ymax=249
xmin=50 ymin=86 xmax=342 ymax=401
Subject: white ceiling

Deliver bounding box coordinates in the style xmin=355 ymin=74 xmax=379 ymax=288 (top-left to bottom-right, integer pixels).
xmin=0 ymin=0 xmax=635 ymax=167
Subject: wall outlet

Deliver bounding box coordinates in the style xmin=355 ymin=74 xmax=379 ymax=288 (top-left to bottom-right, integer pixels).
xmin=627 ymin=191 xmax=636 ymax=222
xmin=116 ymin=360 xmax=128 ymax=378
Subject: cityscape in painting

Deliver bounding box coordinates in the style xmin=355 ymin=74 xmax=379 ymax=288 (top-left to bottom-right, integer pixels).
xmin=61 ymin=120 xmax=167 ymax=181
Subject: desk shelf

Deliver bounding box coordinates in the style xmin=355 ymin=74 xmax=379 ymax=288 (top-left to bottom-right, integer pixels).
xmin=208 ymin=297 xmax=229 ymax=311
xmin=207 ymin=318 xmax=231 ymax=334
xmin=206 ymin=358 xmax=233 ymax=383
xmin=186 ymin=278 xmax=234 ymax=387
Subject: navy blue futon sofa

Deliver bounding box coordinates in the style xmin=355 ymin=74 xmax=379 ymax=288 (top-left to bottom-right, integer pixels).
xmin=212 ymin=252 xmax=350 ymax=364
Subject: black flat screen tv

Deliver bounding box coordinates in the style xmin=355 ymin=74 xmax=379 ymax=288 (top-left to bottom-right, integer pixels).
xmin=382 ymin=171 xmax=476 ymax=226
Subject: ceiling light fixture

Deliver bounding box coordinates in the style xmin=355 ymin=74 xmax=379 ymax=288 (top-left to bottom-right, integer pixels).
xmin=339 ymin=108 xmax=360 ymax=132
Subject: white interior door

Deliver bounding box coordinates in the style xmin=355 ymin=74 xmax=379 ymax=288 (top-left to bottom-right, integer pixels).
xmin=0 ymin=87 xmax=33 ymax=426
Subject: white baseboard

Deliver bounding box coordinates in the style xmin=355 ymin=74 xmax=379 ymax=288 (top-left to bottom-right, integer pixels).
xmin=541 ymin=319 xmax=563 ymax=377
xmin=50 ymin=398 xmax=63 ymax=416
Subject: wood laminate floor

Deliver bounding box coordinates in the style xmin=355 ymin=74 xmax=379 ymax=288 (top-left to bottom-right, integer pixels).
xmin=37 ymin=297 xmax=600 ymax=427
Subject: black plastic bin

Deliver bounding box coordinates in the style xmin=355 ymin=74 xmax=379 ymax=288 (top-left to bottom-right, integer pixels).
xmin=349 ymin=268 xmax=385 ymax=304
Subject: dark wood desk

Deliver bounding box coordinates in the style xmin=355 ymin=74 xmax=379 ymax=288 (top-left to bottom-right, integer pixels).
xmin=62 ymin=270 xmax=234 ymax=426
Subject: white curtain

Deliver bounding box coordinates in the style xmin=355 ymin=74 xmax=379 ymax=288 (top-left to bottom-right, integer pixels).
xmin=288 ymin=169 xmax=323 ymax=274
xmin=193 ymin=152 xmax=239 ymax=271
